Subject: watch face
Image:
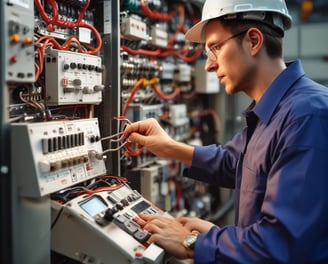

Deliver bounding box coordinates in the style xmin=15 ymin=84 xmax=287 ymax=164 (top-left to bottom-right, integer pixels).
xmin=183 ymin=234 xmax=198 ymax=250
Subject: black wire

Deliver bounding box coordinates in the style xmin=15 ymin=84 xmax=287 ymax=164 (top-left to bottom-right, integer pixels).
xmin=51 ymin=186 xmax=87 ymax=203
xmin=51 ymin=206 xmax=64 ymax=230
xmin=86 ymin=179 xmax=110 ymax=189
xmin=50 ymin=177 xmax=127 ymax=203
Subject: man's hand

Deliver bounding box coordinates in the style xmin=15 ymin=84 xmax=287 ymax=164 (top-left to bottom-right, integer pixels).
xmin=123 ymin=118 xmax=194 ymax=165
xmin=134 ymin=213 xmax=195 ymax=259
xmin=178 ymin=216 xmax=215 ymax=234
xmin=123 ymin=118 xmax=174 ymax=158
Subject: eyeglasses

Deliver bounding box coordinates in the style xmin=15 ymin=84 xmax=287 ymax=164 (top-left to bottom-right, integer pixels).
xmin=204 ymin=30 xmax=248 ymax=60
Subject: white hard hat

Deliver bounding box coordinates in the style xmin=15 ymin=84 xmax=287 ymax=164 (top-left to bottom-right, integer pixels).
xmin=185 ymin=0 xmax=292 ymax=43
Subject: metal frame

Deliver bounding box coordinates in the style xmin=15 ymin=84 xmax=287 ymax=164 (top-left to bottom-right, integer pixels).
xmin=94 ymin=0 xmax=121 ymax=176
xmin=0 ymin=0 xmax=13 ymax=262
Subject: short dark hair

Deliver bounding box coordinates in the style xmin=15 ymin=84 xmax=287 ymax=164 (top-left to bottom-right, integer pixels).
xmin=219 ymin=18 xmax=283 ymax=58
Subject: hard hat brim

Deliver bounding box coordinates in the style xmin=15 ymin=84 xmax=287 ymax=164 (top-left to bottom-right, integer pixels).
xmin=185 ymin=0 xmax=293 ymax=44
xmin=185 ymin=19 xmax=209 ymax=44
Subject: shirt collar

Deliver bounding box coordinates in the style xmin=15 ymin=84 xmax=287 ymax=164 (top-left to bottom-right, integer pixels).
xmin=250 ymin=60 xmax=305 ymax=125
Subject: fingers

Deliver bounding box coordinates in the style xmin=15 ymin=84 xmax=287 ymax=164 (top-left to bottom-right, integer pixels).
xmin=123 ymin=120 xmax=152 ymax=146
xmin=138 ymin=213 xmax=168 ymax=226
xmin=127 ymin=132 xmax=147 ymax=146
xmin=123 ymin=118 xmax=157 ymax=137
xmin=134 ymin=213 xmax=193 ymax=258
xmin=133 ymin=216 xmax=147 ymax=227
xmin=134 ymin=213 xmax=175 ymax=232
xmin=133 ymin=213 xmax=158 ymax=228
xmin=133 ymin=215 xmax=162 ymax=245
xmin=122 ymin=123 xmax=137 ymax=138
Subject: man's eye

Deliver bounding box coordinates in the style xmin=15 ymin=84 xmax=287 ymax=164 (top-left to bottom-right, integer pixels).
xmin=213 ymin=44 xmax=221 ymax=51
xmin=211 ymin=45 xmax=219 ymax=53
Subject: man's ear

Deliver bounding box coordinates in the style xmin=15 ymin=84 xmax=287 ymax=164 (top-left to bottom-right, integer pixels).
xmin=245 ymin=27 xmax=263 ymax=56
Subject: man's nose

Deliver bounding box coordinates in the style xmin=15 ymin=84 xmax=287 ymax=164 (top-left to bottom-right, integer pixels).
xmin=204 ymin=57 xmax=218 ymax=73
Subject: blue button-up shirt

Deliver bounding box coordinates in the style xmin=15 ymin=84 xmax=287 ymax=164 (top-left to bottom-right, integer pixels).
xmin=183 ymin=60 xmax=328 ymax=263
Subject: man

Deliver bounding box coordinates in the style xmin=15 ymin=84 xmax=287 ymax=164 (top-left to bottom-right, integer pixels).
xmin=123 ymin=0 xmax=328 ymax=263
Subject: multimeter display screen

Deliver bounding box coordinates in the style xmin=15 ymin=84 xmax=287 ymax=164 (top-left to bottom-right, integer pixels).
xmin=80 ymin=196 xmax=107 ymax=217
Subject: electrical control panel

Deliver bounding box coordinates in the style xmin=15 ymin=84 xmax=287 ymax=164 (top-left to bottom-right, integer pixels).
xmin=11 ymin=118 xmax=106 ymax=197
xmin=4 ymin=0 xmax=35 ymax=82
xmin=3 ymin=1 xmax=223 ymax=263
xmin=45 ymin=48 xmax=104 ymax=105
xmin=51 ymin=182 xmax=179 ymax=264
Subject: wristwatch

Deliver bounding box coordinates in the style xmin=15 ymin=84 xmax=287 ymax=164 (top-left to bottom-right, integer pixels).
xmin=183 ymin=234 xmax=198 ymax=250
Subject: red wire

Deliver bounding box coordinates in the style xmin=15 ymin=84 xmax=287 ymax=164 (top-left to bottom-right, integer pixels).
xmin=168 ymin=4 xmax=187 ymax=48
xmin=121 ymin=45 xmax=202 ymax=63
xmin=140 ymin=0 xmax=176 ymax=21
xmin=159 ymin=46 xmax=203 ymax=63
xmin=121 ymin=46 xmax=162 ymax=57
xmin=152 ymin=84 xmax=180 ymax=100
xmin=124 ymin=142 xmax=144 ymax=157
xmin=82 ymin=184 xmax=125 ymax=195
xmin=122 ymin=78 xmax=145 ymax=116
xmin=98 ymin=175 xmax=128 ymax=182
xmin=34 ymin=0 xmax=102 ymax=54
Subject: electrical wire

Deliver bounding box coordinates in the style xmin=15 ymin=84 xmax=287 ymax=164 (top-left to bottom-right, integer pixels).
xmin=122 ymin=78 xmax=180 ymax=117
xmin=140 ymin=0 xmax=176 ymax=21
xmin=19 ymin=91 xmax=46 ymax=120
xmin=51 ymin=206 xmax=64 ymax=230
xmin=34 ymin=0 xmax=103 ymax=81
xmin=120 ymin=45 xmax=203 ymax=63
xmin=167 ymin=4 xmax=187 ymax=48
xmin=50 ymin=176 xmax=129 ymax=203
xmin=97 ymin=117 xmax=144 ymax=157
xmin=34 ymin=0 xmax=102 ymax=54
